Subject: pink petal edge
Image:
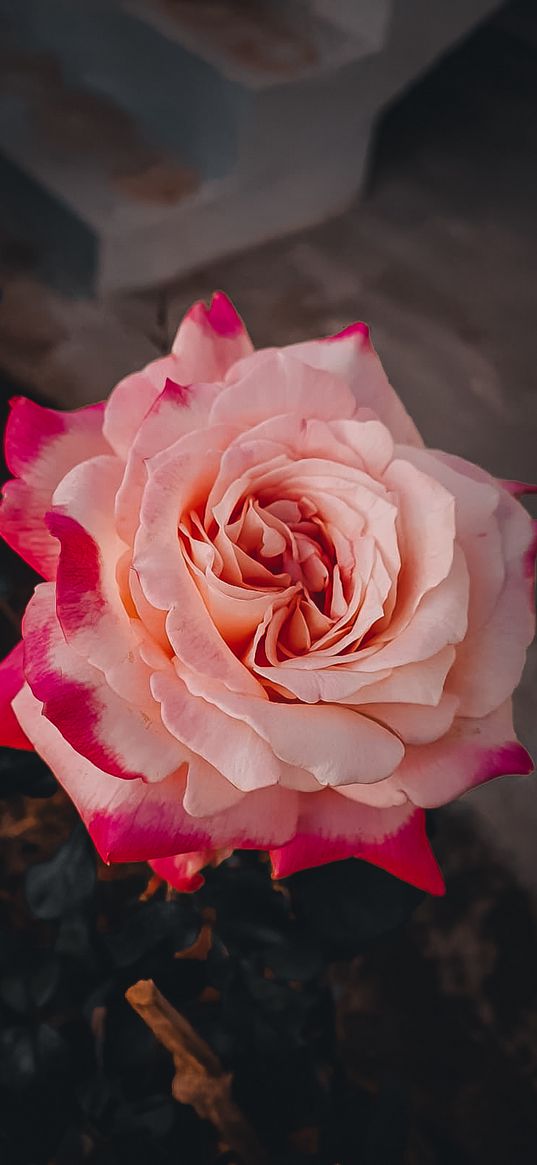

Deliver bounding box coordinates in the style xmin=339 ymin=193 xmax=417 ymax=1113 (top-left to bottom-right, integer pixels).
xmin=270 ymin=805 xmax=445 ymax=895
xmin=186 ymin=291 xmax=246 ymax=338
xmin=0 ymin=642 xmax=33 ymax=751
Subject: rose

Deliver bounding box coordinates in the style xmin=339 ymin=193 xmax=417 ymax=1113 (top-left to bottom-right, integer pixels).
xmin=0 ymin=293 xmax=535 ymax=894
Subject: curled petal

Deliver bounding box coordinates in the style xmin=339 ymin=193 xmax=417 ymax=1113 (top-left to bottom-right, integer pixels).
xmin=500 ymin=479 xmax=537 ymax=497
xmin=270 ymin=792 xmax=444 ymax=894
xmin=281 ymin=322 xmax=423 ymax=447
xmin=149 ymin=848 xmax=232 ymax=892
xmin=450 ymin=489 xmax=535 ymax=715
xmin=0 ymin=398 xmax=108 ymax=578
xmin=115 ymin=377 xmax=220 ymax=543
xmin=0 ymin=642 xmax=33 ymax=750
xmin=151 ymin=668 xmax=281 ymax=792
xmin=172 ymin=291 xmax=253 ymax=380
xmin=214 ymin=349 xmax=356 ymax=428
xmin=387 ymin=700 xmax=533 ymax=808
xmin=47 ymin=455 xmax=157 ymax=706
xmin=177 ymin=671 xmax=405 ymax=787
xmin=23 ymin=584 xmax=183 ymax=783
xmin=364 ymin=692 xmax=459 ymax=745
xmin=105 ymin=294 xmax=249 ymax=460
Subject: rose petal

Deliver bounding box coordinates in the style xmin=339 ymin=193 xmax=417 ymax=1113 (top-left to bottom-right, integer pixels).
xmin=183 ymin=758 xmax=246 ymax=816
xmin=0 ymin=642 xmax=33 ymax=750
xmin=13 ymin=684 xmax=299 ymax=859
xmin=381 ymin=457 xmax=456 ymax=626
xmin=151 ymin=667 xmax=281 ymax=792
xmin=445 ymin=482 xmax=535 ymax=716
xmin=177 ymin=671 xmax=405 ymax=787
xmin=0 ymin=398 xmax=108 ymax=578
xmin=270 ymin=792 xmax=444 ymax=894
xmin=23 ymin=584 xmax=183 ymax=783
xmin=388 ymin=699 xmax=534 ymax=807
xmin=115 ymin=377 xmax=221 ymax=543
xmin=149 ymin=849 xmax=232 ymax=892
xmin=134 ymin=427 xmax=264 ymax=697
xmin=281 ymin=323 xmax=423 ymax=447
xmin=213 ymin=349 xmax=356 ymax=428
xmin=357 ymin=545 xmax=470 ymax=671
xmin=363 ymin=692 xmax=459 ymax=745
xmin=48 ymin=456 xmax=141 ymax=680
xmin=172 ymin=291 xmax=253 ymax=379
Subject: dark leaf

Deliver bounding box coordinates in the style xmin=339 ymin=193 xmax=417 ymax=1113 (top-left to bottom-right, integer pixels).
xmin=0 ymin=746 xmax=57 ymax=799
xmin=112 ymin=1096 xmax=175 ymax=1139
xmin=25 ymin=824 xmax=96 ymax=920
xmin=31 ymin=954 xmax=62 ymax=1008
xmin=55 ymin=911 xmax=96 ymax=963
xmin=35 ymin=1023 xmax=70 ymax=1076
xmin=0 ymin=1026 xmax=36 ymax=1090
xmin=287 ymin=858 xmax=425 ymax=959
xmin=54 ymin=1127 xmax=94 ymax=1165
xmin=262 ymin=936 xmax=323 ymax=982
xmin=0 ymin=972 xmax=29 ymax=1014
xmin=105 ymin=899 xmax=195 ymax=967
xmin=0 ymin=954 xmax=60 ymax=1014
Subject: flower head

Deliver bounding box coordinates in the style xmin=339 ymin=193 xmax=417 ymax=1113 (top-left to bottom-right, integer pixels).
xmin=1 ymin=293 xmax=534 ymax=893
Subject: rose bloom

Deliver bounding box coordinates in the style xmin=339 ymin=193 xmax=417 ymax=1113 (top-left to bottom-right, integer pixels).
xmin=0 ymin=293 xmax=535 ymax=894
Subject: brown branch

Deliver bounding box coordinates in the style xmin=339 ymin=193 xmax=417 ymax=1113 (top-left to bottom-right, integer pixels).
xmin=126 ymin=978 xmax=271 ymax=1165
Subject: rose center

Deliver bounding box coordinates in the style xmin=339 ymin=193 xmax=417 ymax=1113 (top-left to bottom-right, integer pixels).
xmin=228 ymin=494 xmax=335 ymax=606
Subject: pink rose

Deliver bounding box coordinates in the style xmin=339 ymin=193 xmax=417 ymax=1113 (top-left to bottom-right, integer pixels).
xmin=0 ymin=293 xmax=535 ymax=894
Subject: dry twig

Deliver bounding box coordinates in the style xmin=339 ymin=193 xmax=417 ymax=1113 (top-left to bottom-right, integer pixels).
xmin=126 ymin=978 xmax=270 ymax=1165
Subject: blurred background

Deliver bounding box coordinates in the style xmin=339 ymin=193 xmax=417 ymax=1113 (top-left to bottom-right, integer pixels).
xmin=0 ymin=1 xmax=536 ymax=1162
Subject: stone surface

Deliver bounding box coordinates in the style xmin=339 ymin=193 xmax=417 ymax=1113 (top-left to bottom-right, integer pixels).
xmin=0 ymin=0 xmax=501 ymax=291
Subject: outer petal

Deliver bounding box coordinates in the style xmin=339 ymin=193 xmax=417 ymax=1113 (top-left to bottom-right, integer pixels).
xmin=451 ymin=486 xmax=535 ymax=715
xmin=281 ymin=322 xmax=423 ymax=447
xmin=0 ymin=398 xmax=108 ymax=578
xmin=0 ymin=642 xmax=33 ymax=750
xmin=500 ymin=479 xmax=537 ymax=497
xmin=47 ymin=455 xmax=154 ymax=706
xmin=23 ymin=584 xmax=183 ymax=783
xmin=103 ymin=353 xmax=186 ymax=459
xmin=387 ymin=700 xmax=533 ymax=808
xmin=172 ymin=291 xmax=253 ymax=380
xmin=103 ymin=293 xmax=252 ymax=457
xmin=114 ymin=377 xmax=221 ymax=543
xmin=12 ymin=684 xmax=299 ymax=861
xmin=405 ymin=450 xmax=536 ymax=716
xmin=149 ymin=848 xmax=232 ymax=892
xmin=214 ymin=349 xmax=356 ymax=428
xmin=270 ymin=791 xmax=444 ymax=894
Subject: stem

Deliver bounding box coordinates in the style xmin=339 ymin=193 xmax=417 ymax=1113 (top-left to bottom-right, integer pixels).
xmin=126 ymin=978 xmax=271 ymax=1165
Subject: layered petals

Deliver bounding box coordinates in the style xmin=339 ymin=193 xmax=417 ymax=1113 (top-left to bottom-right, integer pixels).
xmin=23 ymin=584 xmax=183 ymax=783
xmin=13 ymin=684 xmax=299 ymax=860
xmin=283 ymin=322 xmax=423 ymax=447
xmin=388 ymin=700 xmax=533 ymax=808
xmin=104 ymin=292 xmax=252 ymax=457
xmin=2 ymin=293 xmax=533 ymax=898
